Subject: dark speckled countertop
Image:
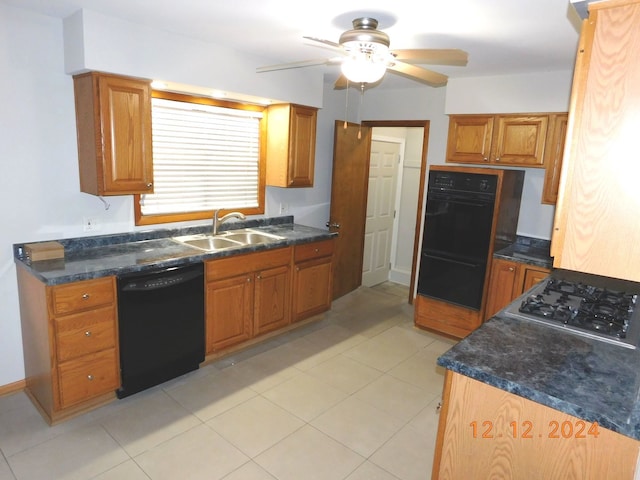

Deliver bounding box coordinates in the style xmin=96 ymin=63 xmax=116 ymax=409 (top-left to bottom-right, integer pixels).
xmin=438 ymin=288 xmax=640 ymax=441
xmin=493 ymin=235 xmax=553 ymax=269
xmin=13 ymin=216 xmax=335 ymax=285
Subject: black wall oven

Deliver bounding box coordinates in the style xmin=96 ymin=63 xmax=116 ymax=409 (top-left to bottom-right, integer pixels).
xmin=417 ymin=170 xmax=499 ymax=310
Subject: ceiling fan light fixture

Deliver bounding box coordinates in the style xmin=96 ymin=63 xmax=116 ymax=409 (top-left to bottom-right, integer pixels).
xmin=339 ymin=17 xmax=390 ymax=48
xmin=341 ymin=53 xmax=387 ymax=84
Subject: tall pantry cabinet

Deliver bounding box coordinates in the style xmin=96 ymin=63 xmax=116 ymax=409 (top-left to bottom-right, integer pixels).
xmin=551 ymin=0 xmax=640 ymax=282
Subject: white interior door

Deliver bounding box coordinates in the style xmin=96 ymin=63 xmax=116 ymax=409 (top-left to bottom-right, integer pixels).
xmin=362 ymin=139 xmax=401 ymax=287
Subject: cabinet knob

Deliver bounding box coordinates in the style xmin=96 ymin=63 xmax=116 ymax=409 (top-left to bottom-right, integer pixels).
xmin=508 ymin=267 xmax=514 ymax=271
xmin=146 ymin=183 xmax=153 ymax=188
xmin=314 ymin=248 xmax=319 ymax=253
xmin=87 ymin=374 xmax=94 ymax=381
xmin=85 ymin=331 xmax=92 ymax=337
xmin=256 ymin=274 xmax=262 ymax=280
xmin=247 ymin=277 xmax=251 ymax=283
xmin=495 ymin=157 xmax=501 ymax=162
xmin=82 ymin=293 xmax=90 ymax=300
xmin=483 ymin=157 xmax=488 ymax=162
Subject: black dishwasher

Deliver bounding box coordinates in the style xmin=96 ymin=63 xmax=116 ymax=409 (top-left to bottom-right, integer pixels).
xmin=116 ymin=263 xmax=205 ymax=398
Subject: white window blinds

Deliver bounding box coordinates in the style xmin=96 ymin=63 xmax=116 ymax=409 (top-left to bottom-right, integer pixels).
xmin=140 ymin=97 xmax=263 ymax=216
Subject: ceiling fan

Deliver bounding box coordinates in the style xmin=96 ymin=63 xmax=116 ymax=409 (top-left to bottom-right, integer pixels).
xmin=257 ymin=17 xmax=468 ymax=88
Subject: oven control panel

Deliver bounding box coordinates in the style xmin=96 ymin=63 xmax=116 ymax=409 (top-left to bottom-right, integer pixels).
xmin=429 ymin=171 xmax=497 ymax=194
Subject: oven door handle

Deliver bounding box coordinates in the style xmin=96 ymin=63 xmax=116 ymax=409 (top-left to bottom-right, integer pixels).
xmin=422 ymin=253 xmax=484 ymax=269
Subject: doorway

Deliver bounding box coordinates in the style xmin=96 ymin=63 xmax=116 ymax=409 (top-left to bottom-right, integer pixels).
xmin=329 ymin=120 xmax=430 ymax=302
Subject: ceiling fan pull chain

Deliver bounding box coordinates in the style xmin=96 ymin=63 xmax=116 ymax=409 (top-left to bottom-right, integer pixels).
xmin=344 ymin=79 xmax=349 ymax=130
xmin=358 ymin=82 xmax=364 ymax=139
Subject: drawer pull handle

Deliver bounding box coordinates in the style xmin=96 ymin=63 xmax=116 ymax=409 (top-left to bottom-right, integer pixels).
xmin=82 ymin=293 xmax=90 ymax=300
xmin=85 ymin=331 xmax=92 ymax=337
xmin=87 ymin=374 xmax=94 ymax=381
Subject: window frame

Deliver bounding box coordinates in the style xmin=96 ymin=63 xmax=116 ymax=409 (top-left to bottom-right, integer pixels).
xmin=134 ymin=90 xmax=267 ymax=226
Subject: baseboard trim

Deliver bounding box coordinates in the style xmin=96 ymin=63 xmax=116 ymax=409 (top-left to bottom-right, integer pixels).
xmin=0 ymin=379 xmax=26 ymax=397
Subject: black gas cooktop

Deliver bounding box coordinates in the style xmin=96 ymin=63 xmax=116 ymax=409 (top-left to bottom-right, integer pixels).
xmin=505 ymin=272 xmax=640 ymax=349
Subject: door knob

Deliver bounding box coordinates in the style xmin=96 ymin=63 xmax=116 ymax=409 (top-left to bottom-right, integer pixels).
xmin=326 ymin=222 xmax=340 ymax=229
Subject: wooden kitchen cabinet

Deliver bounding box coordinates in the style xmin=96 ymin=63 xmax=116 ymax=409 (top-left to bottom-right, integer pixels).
xmin=552 ymin=1 xmax=640 ymax=282
xmin=484 ymin=258 xmax=551 ymax=320
xmin=17 ymin=268 xmax=120 ymax=424
xmin=432 ymin=371 xmax=639 ymax=479
xmin=205 ymin=247 xmax=292 ymax=353
xmin=542 ymin=113 xmax=568 ymax=204
xmin=73 ymin=71 xmax=154 ymax=196
xmin=292 ymin=239 xmax=334 ymax=322
xmin=266 ymin=104 xmax=317 ymax=187
xmin=446 ymin=114 xmax=550 ymax=167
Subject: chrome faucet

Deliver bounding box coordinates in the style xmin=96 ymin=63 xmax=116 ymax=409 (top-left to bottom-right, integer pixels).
xmin=212 ymin=209 xmax=246 ymax=235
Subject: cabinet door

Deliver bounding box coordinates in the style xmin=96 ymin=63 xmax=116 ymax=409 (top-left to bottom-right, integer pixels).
xmin=206 ymin=274 xmax=253 ymax=353
xmin=98 ymin=75 xmax=154 ymax=194
xmin=552 ymin=3 xmax=640 ymax=282
xmin=521 ymin=266 xmax=551 ymax=292
xmin=254 ymin=265 xmax=291 ymax=336
xmin=492 ymin=115 xmax=548 ymax=167
xmin=293 ymin=256 xmax=332 ymax=322
xmin=287 ymin=105 xmax=317 ymax=187
xmin=445 ymin=115 xmax=494 ymax=164
xmin=542 ymin=114 xmax=568 ymax=204
xmin=484 ymin=259 xmax=520 ymax=320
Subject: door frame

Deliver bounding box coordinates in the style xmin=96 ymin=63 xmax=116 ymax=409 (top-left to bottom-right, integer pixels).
xmin=362 ymin=120 xmax=430 ymax=304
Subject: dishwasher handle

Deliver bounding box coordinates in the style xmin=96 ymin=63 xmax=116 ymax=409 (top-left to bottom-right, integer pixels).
xmin=119 ymin=266 xmax=204 ymax=292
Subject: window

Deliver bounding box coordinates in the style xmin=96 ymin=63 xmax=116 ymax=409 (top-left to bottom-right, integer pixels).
xmin=134 ymin=91 xmax=266 ymax=225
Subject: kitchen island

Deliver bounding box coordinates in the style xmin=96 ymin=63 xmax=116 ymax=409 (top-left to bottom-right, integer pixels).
xmin=433 ymin=304 xmax=640 ymax=479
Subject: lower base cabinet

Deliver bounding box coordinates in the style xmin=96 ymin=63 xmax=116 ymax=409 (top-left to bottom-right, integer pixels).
xmin=205 ymin=247 xmax=292 ymax=354
xmin=292 ymin=239 xmax=334 ymax=322
xmin=433 ymin=371 xmax=639 ymax=479
xmin=484 ymin=258 xmax=551 ymax=320
xmin=17 ymin=267 xmax=120 ymax=424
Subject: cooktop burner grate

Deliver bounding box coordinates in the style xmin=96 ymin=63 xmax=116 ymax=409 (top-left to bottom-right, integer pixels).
xmin=505 ymin=275 xmax=639 ymax=349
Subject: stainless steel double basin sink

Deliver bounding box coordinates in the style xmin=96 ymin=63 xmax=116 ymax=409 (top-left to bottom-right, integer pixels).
xmin=172 ymin=229 xmax=285 ymax=252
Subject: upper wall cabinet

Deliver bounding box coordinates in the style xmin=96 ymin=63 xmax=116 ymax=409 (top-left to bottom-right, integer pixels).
xmin=73 ymin=72 xmax=154 ymax=196
xmin=446 ymin=114 xmax=549 ymax=167
xmin=551 ymin=0 xmax=640 ymax=282
xmin=542 ymin=113 xmax=568 ymax=204
xmin=266 ymin=104 xmax=317 ymax=188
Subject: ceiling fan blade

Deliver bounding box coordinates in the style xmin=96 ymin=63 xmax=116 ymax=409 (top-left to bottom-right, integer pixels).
xmin=391 ymin=49 xmax=468 ymax=66
xmin=257 ymin=58 xmax=340 ymax=73
xmin=303 ymin=36 xmax=344 ymax=52
xmin=334 ymin=74 xmax=348 ymax=90
xmin=388 ymin=61 xmax=449 ymax=87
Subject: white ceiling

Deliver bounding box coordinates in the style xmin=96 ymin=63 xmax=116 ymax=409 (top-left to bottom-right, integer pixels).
xmin=3 ymin=0 xmax=582 ymax=89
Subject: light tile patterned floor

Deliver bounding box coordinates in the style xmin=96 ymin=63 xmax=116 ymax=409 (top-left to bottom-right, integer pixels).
xmin=0 ymin=283 xmax=456 ymax=480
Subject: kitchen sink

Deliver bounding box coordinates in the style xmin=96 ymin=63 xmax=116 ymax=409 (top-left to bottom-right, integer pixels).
xmin=218 ymin=231 xmax=282 ymax=245
xmin=172 ymin=229 xmax=284 ymax=252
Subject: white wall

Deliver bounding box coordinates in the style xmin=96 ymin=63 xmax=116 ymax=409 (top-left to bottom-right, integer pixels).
xmin=0 ymin=3 xmax=574 ymax=388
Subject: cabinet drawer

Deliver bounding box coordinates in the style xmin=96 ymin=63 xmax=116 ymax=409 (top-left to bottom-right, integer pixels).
xmin=294 ymin=240 xmax=334 ymax=262
xmin=206 ymin=247 xmax=292 ymax=281
xmin=55 ymin=306 xmax=116 ymax=362
xmin=58 ymin=348 xmax=119 ymax=408
xmin=52 ymin=277 xmax=115 ymax=315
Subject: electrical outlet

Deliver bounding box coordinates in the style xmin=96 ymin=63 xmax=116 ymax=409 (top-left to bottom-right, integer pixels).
xmin=279 ymin=203 xmax=289 ymax=214
xmin=83 ymin=216 xmax=100 ymax=232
